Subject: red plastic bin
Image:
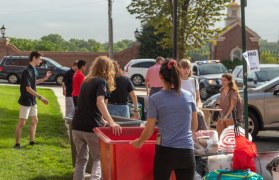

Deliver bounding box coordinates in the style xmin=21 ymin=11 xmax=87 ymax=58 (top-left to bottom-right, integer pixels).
xmin=94 ymin=127 xmax=159 ymax=180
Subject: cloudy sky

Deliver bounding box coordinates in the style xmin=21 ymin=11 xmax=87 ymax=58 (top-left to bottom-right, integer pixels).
xmin=1 ymin=0 xmax=278 ymax=43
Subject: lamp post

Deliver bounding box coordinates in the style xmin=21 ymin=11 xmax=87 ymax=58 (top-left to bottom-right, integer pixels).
xmin=134 ymin=28 xmax=140 ymax=41
xmin=108 ymin=0 xmax=113 ymax=58
xmin=1 ymin=25 xmax=6 ymax=38
xmin=241 ymin=0 xmax=248 ymax=138
xmin=172 ymin=0 xmax=178 ymax=60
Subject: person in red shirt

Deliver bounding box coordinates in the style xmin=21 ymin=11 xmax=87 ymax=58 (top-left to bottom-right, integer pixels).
xmin=145 ymin=56 xmax=164 ymax=96
xmin=72 ymin=60 xmax=86 ymax=107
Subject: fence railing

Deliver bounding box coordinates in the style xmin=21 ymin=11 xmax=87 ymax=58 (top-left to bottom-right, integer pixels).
xmin=186 ymin=49 xmax=279 ymax=64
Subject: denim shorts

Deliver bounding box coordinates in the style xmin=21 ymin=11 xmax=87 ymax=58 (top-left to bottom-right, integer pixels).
xmin=107 ymin=104 xmax=130 ymax=118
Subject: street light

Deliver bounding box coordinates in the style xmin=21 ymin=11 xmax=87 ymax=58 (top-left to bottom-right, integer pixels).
xmin=1 ymin=25 xmax=6 ymax=38
xmin=240 ymin=0 xmax=248 ymax=138
xmin=172 ymin=0 xmax=178 ymax=59
xmin=134 ymin=28 xmax=140 ymax=40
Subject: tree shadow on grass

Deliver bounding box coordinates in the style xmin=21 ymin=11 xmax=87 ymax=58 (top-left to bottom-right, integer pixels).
xmin=0 ymin=107 xmax=69 ymax=149
xmin=30 ymin=172 xmax=73 ymax=180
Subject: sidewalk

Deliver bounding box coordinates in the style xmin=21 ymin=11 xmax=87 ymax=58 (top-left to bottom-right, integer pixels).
xmin=50 ymin=86 xmax=147 ymax=117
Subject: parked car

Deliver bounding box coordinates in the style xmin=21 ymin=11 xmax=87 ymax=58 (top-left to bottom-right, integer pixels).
xmin=202 ymin=76 xmax=279 ymax=138
xmin=0 ymin=56 xmax=70 ymax=84
xmin=192 ymin=60 xmax=229 ymax=100
xmin=232 ymin=64 xmax=279 ymax=89
xmin=124 ymin=59 xmax=155 ymax=86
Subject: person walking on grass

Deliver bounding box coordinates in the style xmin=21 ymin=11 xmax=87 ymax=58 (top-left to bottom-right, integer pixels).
xmin=145 ymin=56 xmax=164 ymax=96
xmin=14 ymin=51 xmax=52 ymax=149
xmin=72 ymin=56 xmax=122 ymax=180
xmin=62 ymin=61 xmax=78 ymax=117
xmin=131 ymin=59 xmax=198 ymax=180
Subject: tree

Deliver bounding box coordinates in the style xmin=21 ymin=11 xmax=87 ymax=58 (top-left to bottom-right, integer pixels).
xmin=10 ymin=35 xmax=134 ymax=53
xmin=127 ymin=0 xmax=230 ymax=59
xmin=136 ymin=23 xmax=172 ymax=58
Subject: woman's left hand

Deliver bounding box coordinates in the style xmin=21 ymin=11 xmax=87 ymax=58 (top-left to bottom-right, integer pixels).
xmin=110 ymin=122 xmax=122 ymax=136
xmin=133 ymin=112 xmax=140 ymax=120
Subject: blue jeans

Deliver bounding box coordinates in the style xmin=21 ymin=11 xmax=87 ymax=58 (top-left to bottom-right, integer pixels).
xmin=107 ymin=104 xmax=130 ymax=118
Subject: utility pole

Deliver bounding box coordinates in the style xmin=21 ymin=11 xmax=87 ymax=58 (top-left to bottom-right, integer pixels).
xmin=108 ymin=0 xmax=113 ymax=58
xmin=241 ymin=0 xmax=248 ymax=138
xmin=172 ymin=0 xmax=178 ymax=60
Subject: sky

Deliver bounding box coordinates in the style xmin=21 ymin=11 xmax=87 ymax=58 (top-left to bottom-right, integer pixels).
xmin=1 ymin=0 xmax=279 ymax=43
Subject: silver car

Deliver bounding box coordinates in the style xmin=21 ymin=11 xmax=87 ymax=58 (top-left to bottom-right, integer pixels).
xmin=203 ymin=76 xmax=279 ymax=138
xmin=232 ymin=64 xmax=279 ymax=89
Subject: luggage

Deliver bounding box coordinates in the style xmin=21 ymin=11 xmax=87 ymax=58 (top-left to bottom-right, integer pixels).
xmin=204 ymin=169 xmax=263 ymax=180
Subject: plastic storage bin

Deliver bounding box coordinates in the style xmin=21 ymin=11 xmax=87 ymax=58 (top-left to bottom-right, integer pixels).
xmin=64 ymin=116 xmax=143 ymax=175
xmin=94 ymin=127 xmax=159 ymax=180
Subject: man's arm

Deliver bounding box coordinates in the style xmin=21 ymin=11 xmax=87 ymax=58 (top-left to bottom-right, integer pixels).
xmin=129 ymin=91 xmax=140 ymax=120
xmin=26 ymin=86 xmax=48 ymax=105
xmin=61 ymin=82 xmax=66 ymax=96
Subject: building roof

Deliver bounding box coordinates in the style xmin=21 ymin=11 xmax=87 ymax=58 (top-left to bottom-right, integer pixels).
xmin=216 ymin=20 xmax=261 ymax=42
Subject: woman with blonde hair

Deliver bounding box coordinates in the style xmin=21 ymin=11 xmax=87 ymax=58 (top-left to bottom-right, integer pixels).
xmin=71 ymin=56 xmax=122 ymax=180
xmin=179 ymin=59 xmax=200 ymax=108
xmin=216 ymin=73 xmax=240 ymax=136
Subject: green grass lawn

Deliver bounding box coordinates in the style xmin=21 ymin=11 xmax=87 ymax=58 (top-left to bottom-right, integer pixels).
xmin=0 ymin=86 xmax=73 ymax=180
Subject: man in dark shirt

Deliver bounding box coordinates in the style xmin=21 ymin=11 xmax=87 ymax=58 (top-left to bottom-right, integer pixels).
xmin=14 ymin=51 xmax=52 ymax=149
xmin=62 ymin=61 xmax=77 ymax=117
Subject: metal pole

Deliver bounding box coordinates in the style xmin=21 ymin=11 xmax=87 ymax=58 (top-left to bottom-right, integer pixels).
xmin=172 ymin=0 xmax=178 ymax=60
xmin=108 ymin=0 xmax=113 ymax=58
xmin=241 ymin=0 xmax=248 ymax=138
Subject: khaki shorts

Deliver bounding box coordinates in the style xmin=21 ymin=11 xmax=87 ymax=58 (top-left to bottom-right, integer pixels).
xmin=19 ymin=105 xmax=38 ymax=120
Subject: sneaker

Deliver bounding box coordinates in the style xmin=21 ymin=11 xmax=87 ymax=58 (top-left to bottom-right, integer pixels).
xmin=29 ymin=141 xmax=35 ymax=146
xmin=13 ymin=143 xmax=21 ymax=149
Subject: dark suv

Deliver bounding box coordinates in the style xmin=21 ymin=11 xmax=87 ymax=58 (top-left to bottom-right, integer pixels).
xmin=192 ymin=60 xmax=228 ymax=100
xmin=0 ymin=56 xmax=70 ymax=84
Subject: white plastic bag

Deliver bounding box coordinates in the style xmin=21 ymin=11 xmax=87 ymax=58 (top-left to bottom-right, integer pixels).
xmin=195 ymin=130 xmax=219 ymax=154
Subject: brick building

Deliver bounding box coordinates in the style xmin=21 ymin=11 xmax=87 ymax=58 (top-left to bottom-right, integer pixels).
xmin=0 ymin=38 xmax=140 ymax=69
xmin=211 ymin=0 xmax=260 ymax=61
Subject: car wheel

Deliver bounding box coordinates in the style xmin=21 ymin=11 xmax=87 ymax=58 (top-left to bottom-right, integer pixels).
xmin=200 ymin=85 xmax=208 ymax=100
xmin=241 ymin=112 xmax=260 ymax=138
xmin=8 ymin=74 xmax=19 ymax=84
xmin=56 ymin=75 xmax=64 ymax=85
xmin=131 ymin=74 xmax=143 ymax=86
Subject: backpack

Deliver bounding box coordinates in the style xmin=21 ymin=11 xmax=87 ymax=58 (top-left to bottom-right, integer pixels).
xmin=235 ymin=96 xmax=244 ymax=122
xmin=229 ymin=89 xmax=244 ymax=122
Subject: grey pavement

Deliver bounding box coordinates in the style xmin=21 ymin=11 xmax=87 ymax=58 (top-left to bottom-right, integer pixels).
xmin=49 ymin=85 xmax=146 ymax=118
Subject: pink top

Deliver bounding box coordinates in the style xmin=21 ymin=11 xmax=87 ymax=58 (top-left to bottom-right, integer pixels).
xmin=145 ymin=64 xmax=163 ymax=88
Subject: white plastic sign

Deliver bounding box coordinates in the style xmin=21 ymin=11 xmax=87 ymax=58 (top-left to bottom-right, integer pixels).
xmin=242 ymin=50 xmax=260 ymax=72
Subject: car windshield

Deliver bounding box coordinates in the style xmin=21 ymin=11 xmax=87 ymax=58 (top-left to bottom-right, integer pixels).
xmin=198 ymin=63 xmax=228 ymax=75
xmin=44 ymin=57 xmax=62 ymax=68
xmin=255 ymin=76 xmax=279 ymax=90
xmin=255 ymin=67 xmax=279 ymax=82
